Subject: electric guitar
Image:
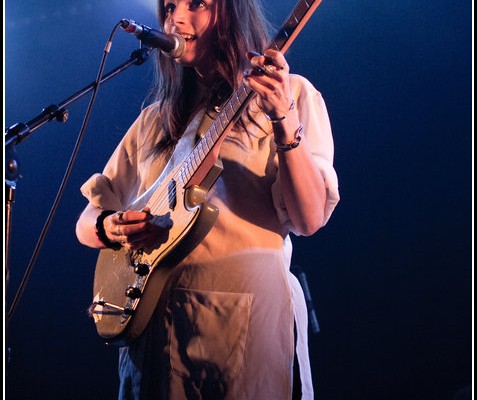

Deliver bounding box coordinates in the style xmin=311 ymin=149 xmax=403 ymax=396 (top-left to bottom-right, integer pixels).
xmin=90 ymin=0 xmax=323 ymax=345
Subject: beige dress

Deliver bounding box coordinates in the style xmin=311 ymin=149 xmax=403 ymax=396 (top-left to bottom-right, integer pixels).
xmin=81 ymin=75 xmax=339 ymax=399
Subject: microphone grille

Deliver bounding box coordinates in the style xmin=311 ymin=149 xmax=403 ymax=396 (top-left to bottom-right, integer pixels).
xmin=168 ymin=33 xmax=186 ymax=58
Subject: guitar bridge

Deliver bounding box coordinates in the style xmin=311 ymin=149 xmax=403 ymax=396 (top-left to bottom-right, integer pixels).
xmin=89 ymin=300 xmax=134 ymax=318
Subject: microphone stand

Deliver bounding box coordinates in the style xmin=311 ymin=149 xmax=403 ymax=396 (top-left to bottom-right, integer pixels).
xmin=4 ymin=45 xmax=151 ymax=317
xmin=5 ymin=47 xmax=150 ymax=148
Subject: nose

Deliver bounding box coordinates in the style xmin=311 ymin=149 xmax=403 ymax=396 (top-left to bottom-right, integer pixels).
xmin=170 ymin=3 xmax=187 ymax=27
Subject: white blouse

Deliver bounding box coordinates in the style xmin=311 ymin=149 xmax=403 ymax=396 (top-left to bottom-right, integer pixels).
xmin=81 ymin=74 xmax=339 ymax=400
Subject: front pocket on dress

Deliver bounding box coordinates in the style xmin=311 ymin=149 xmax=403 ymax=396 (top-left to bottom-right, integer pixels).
xmin=170 ymin=288 xmax=253 ymax=382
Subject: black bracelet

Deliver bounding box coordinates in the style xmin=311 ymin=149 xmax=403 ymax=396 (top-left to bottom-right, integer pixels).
xmin=95 ymin=210 xmax=122 ymax=250
xmin=264 ymin=99 xmax=296 ymax=123
xmin=275 ymin=123 xmax=303 ymax=152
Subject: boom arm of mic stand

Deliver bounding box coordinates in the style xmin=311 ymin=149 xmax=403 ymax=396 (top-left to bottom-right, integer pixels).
xmin=4 ymin=46 xmax=151 ymax=148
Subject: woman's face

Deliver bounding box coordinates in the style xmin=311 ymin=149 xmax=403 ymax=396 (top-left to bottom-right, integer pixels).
xmin=163 ymin=0 xmax=218 ymax=73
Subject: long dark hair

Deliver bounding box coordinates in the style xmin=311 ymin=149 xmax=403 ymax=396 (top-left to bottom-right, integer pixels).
xmin=150 ymin=0 xmax=272 ymax=153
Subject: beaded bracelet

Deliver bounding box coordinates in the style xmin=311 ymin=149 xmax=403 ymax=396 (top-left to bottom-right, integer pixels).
xmin=265 ymin=99 xmax=296 ymax=123
xmin=275 ymin=123 xmax=303 ymax=152
xmin=95 ymin=210 xmax=122 ymax=250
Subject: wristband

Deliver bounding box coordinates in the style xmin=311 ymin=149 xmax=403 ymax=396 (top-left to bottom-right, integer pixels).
xmin=95 ymin=210 xmax=122 ymax=250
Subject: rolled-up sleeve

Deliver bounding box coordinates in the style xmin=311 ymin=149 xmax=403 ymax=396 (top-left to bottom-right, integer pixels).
xmin=80 ymin=104 xmax=161 ymax=211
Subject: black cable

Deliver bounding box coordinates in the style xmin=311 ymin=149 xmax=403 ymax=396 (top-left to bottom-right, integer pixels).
xmin=7 ymin=21 xmax=124 ymax=320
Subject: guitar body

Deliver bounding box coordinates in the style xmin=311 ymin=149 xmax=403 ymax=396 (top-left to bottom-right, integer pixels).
xmin=91 ymin=161 xmax=222 ymax=345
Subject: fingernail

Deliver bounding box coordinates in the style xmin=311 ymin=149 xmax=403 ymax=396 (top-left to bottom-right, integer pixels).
xmin=246 ymin=51 xmax=262 ymax=59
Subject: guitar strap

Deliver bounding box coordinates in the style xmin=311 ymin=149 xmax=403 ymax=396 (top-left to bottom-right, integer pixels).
xmin=195 ymin=106 xmax=219 ymax=141
xmin=168 ymin=105 xmax=219 ymax=166
xmin=165 ymin=109 xmax=206 ymax=172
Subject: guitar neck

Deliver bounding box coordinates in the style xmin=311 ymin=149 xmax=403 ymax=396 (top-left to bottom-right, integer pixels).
xmin=177 ymin=0 xmax=323 ymax=188
xmin=269 ymin=0 xmax=322 ymax=54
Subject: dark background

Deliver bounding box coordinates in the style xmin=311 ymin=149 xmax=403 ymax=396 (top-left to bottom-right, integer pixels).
xmin=4 ymin=0 xmax=472 ymax=399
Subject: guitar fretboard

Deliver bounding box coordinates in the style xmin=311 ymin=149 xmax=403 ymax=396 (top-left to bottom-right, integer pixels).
xmin=177 ymin=84 xmax=253 ymax=187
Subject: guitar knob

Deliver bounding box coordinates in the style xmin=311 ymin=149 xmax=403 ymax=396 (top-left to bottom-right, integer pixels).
xmin=134 ymin=263 xmax=150 ymax=276
xmin=125 ymin=286 xmax=142 ymax=299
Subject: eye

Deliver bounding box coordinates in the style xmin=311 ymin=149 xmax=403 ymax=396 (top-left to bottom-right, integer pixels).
xmin=164 ymin=2 xmax=175 ymax=14
xmin=189 ymin=0 xmax=206 ymax=10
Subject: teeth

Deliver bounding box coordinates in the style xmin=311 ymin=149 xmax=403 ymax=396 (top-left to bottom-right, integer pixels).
xmin=181 ymin=34 xmax=194 ymax=41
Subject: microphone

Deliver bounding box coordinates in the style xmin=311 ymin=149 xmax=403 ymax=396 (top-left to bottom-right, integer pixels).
xmin=120 ymin=19 xmax=185 ymax=58
xmin=292 ymin=265 xmax=320 ymax=334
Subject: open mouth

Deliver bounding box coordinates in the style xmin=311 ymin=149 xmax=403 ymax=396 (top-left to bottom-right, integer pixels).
xmin=180 ymin=34 xmax=196 ymax=43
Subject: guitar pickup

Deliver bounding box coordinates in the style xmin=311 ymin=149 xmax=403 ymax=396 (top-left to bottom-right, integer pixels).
xmin=168 ymin=179 xmax=177 ymax=210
